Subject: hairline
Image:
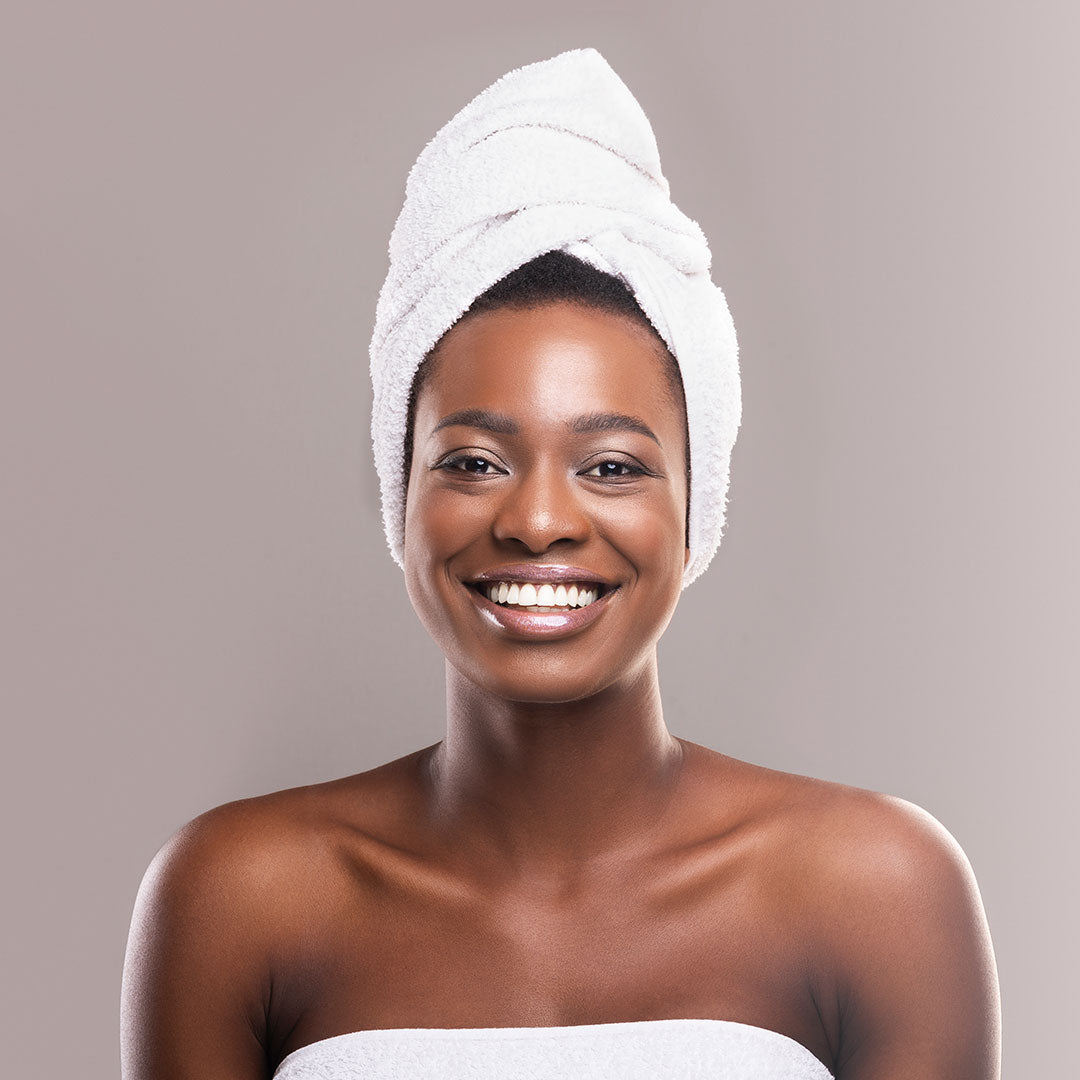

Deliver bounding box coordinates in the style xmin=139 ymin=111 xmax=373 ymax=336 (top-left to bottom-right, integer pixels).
xmin=405 ymin=298 xmax=686 ymax=461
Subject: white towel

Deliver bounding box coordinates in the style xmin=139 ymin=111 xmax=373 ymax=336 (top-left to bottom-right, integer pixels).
xmin=370 ymin=47 xmax=741 ymax=587
xmin=272 ymin=1019 xmax=834 ymax=1079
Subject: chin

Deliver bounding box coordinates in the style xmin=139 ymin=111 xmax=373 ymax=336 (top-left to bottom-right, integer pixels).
xmin=449 ymin=648 xmax=653 ymax=706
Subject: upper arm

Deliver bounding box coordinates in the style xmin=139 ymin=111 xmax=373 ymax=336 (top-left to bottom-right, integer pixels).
xmin=121 ymin=806 xmax=275 ymax=1080
xmin=825 ymin=796 xmax=1001 ymax=1080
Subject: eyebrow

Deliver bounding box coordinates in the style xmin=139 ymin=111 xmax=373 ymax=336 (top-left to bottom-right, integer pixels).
xmin=570 ymin=412 xmax=661 ymax=446
xmin=430 ymin=408 xmax=661 ymax=447
xmin=431 ymin=408 xmax=519 ymax=435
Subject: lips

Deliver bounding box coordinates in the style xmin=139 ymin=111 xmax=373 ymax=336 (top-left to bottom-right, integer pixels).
xmin=462 ymin=564 xmax=619 ymax=640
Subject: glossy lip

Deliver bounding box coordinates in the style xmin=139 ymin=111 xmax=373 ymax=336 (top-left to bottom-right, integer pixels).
xmin=466 ymin=563 xmax=614 ymax=587
xmin=462 ymin=568 xmax=620 ymax=641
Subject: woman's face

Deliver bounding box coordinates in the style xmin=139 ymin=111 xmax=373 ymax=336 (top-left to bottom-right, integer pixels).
xmin=403 ymin=301 xmax=689 ymax=703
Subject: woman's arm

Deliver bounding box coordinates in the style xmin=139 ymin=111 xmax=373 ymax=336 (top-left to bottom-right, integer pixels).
xmin=121 ymin=807 xmax=275 ymax=1080
xmin=824 ymin=795 xmax=1001 ymax=1079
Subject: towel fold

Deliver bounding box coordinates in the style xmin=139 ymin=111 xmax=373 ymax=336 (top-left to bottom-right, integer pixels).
xmin=370 ymin=47 xmax=741 ymax=587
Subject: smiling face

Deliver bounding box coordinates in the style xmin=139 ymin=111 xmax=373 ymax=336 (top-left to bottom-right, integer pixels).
xmin=403 ymin=301 xmax=690 ymax=703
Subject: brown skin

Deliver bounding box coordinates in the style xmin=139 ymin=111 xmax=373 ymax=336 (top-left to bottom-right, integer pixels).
xmin=121 ymin=303 xmax=1001 ymax=1079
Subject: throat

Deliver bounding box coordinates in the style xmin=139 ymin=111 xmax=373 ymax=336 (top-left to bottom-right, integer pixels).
xmin=426 ymin=673 xmax=685 ymax=868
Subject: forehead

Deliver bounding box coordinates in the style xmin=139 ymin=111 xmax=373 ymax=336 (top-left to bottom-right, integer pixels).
xmin=417 ymin=302 xmax=683 ymax=433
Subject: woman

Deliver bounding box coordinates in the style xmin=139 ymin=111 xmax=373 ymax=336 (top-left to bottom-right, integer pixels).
xmin=121 ymin=50 xmax=1000 ymax=1079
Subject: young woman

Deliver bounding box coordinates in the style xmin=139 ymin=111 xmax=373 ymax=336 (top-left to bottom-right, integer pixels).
xmin=121 ymin=50 xmax=1000 ymax=1080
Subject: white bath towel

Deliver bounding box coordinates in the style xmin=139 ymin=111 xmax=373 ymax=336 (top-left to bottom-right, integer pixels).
xmin=370 ymin=47 xmax=741 ymax=587
xmin=272 ymin=1019 xmax=834 ymax=1078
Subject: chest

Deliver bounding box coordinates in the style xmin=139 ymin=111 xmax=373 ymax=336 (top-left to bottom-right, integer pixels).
xmin=268 ymin=845 xmax=837 ymax=1071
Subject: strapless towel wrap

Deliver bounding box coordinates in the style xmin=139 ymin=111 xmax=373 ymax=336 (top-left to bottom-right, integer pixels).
xmin=272 ymin=1018 xmax=833 ymax=1079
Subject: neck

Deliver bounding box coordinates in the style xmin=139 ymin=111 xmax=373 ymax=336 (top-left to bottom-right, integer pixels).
xmin=421 ymin=653 xmax=685 ymax=876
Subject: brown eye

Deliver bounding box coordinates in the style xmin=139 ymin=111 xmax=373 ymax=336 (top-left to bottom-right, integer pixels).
xmin=582 ymin=460 xmax=644 ymax=478
xmin=438 ymin=454 xmax=504 ymax=475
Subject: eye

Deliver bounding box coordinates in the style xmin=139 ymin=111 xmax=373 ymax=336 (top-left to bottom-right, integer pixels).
xmin=437 ymin=453 xmax=505 ymax=476
xmin=581 ymin=459 xmax=646 ymax=479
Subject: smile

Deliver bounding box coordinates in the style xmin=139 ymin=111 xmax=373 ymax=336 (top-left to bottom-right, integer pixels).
xmin=476 ymin=581 xmax=604 ymax=611
xmin=462 ymin=567 xmax=619 ymax=639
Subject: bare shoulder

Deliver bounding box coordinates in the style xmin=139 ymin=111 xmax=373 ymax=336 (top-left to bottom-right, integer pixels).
xmin=131 ymin=786 xmax=322 ymax=937
xmin=122 ymin=751 xmax=432 ymax=1079
xmin=121 ymin=791 xmax=312 ymax=1079
xmin=730 ymin=761 xmax=992 ymax=956
xmin=681 ymin=745 xmax=999 ymax=1077
xmin=777 ymin=771 xmax=980 ymax=897
xmin=742 ymin=761 xmax=1000 ymax=1078
xmin=693 ymin=749 xmax=983 ymax=902
xmin=123 ymin=786 xmax=334 ymax=1017
xmin=131 ymin=746 xmax=431 ymax=937
xmin=784 ymin=776 xmax=991 ymax=962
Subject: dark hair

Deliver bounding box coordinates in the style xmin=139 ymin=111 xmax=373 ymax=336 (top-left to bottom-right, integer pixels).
xmin=402 ymin=249 xmax=691 ymax=537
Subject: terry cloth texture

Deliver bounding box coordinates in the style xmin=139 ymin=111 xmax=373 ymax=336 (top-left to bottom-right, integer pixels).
xmin=369 ymin=47 xmax=741 ymax=587
xmin=272 ymin=1018 xmax=834 ymax=1079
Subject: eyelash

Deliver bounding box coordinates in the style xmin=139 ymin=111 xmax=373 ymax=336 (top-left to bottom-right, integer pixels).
xmin=437 ymin=454 xmax=504 ymax=476
xmin=581 ymin=460 xmax=647 ymax=479
xmin=435 ymin=454 xmax=650 ymax=480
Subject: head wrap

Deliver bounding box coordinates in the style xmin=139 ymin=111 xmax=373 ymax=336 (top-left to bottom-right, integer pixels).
xmin=370 ymin=47 xmax=740 ymax=587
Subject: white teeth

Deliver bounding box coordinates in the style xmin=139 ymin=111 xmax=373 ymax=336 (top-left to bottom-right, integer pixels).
xmin=478 ymin=580 xmax=608 ymax=609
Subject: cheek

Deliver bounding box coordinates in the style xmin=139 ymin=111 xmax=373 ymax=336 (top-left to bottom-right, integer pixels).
xmin=404 ymin=481 xmax=490 ymax=560
xmin=596 ymin=489 xmax=687 ymax=584
xmin=402 ymin=481 xmax=494 ymax=628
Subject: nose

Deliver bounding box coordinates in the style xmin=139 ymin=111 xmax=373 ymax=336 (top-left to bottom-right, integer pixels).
xmin=491 ymin=462 xmax=590 ymax=554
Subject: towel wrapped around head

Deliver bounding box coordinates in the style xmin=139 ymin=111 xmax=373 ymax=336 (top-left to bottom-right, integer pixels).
xmin=370 ymin=46 xmax=741 ymax=588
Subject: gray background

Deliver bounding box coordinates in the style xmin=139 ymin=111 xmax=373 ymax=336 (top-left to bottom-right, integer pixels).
xmin=3 ymin=2 xmax=1076 ymax=1076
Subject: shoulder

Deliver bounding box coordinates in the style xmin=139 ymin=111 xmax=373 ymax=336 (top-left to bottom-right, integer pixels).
xmin=127 ymin=789 xmax=320 ymax=972
xmin=121 ymin=762 xmax=433 ymax=1078
xmin=692 ymin=747 xmax=971 ymax=876
xmin=140 ymin=789 xmax=305 ymax=892
xmin=782 ymin=777 xmax=977 ymax=891
xmin=708 ymin=753 xmax=980 ymax=901
xmin=130 ymin=750 xmax=434 ymax=944
xmin=759 ymin=772 xmax=1000 ymax=1076
xmin=789 ymin=781 xmax=988 ymax=943
xmin=746 ymin=768 xmax=990 ymax=951
xmin=683 ymin=746 xmax=990 ymax=947
xmin=121 ymin=790 xmax=321 ymax=1077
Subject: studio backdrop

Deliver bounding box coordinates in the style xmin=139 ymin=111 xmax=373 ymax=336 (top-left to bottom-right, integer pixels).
xmin=2 ymin=2 xmax=1077 ymax=1078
